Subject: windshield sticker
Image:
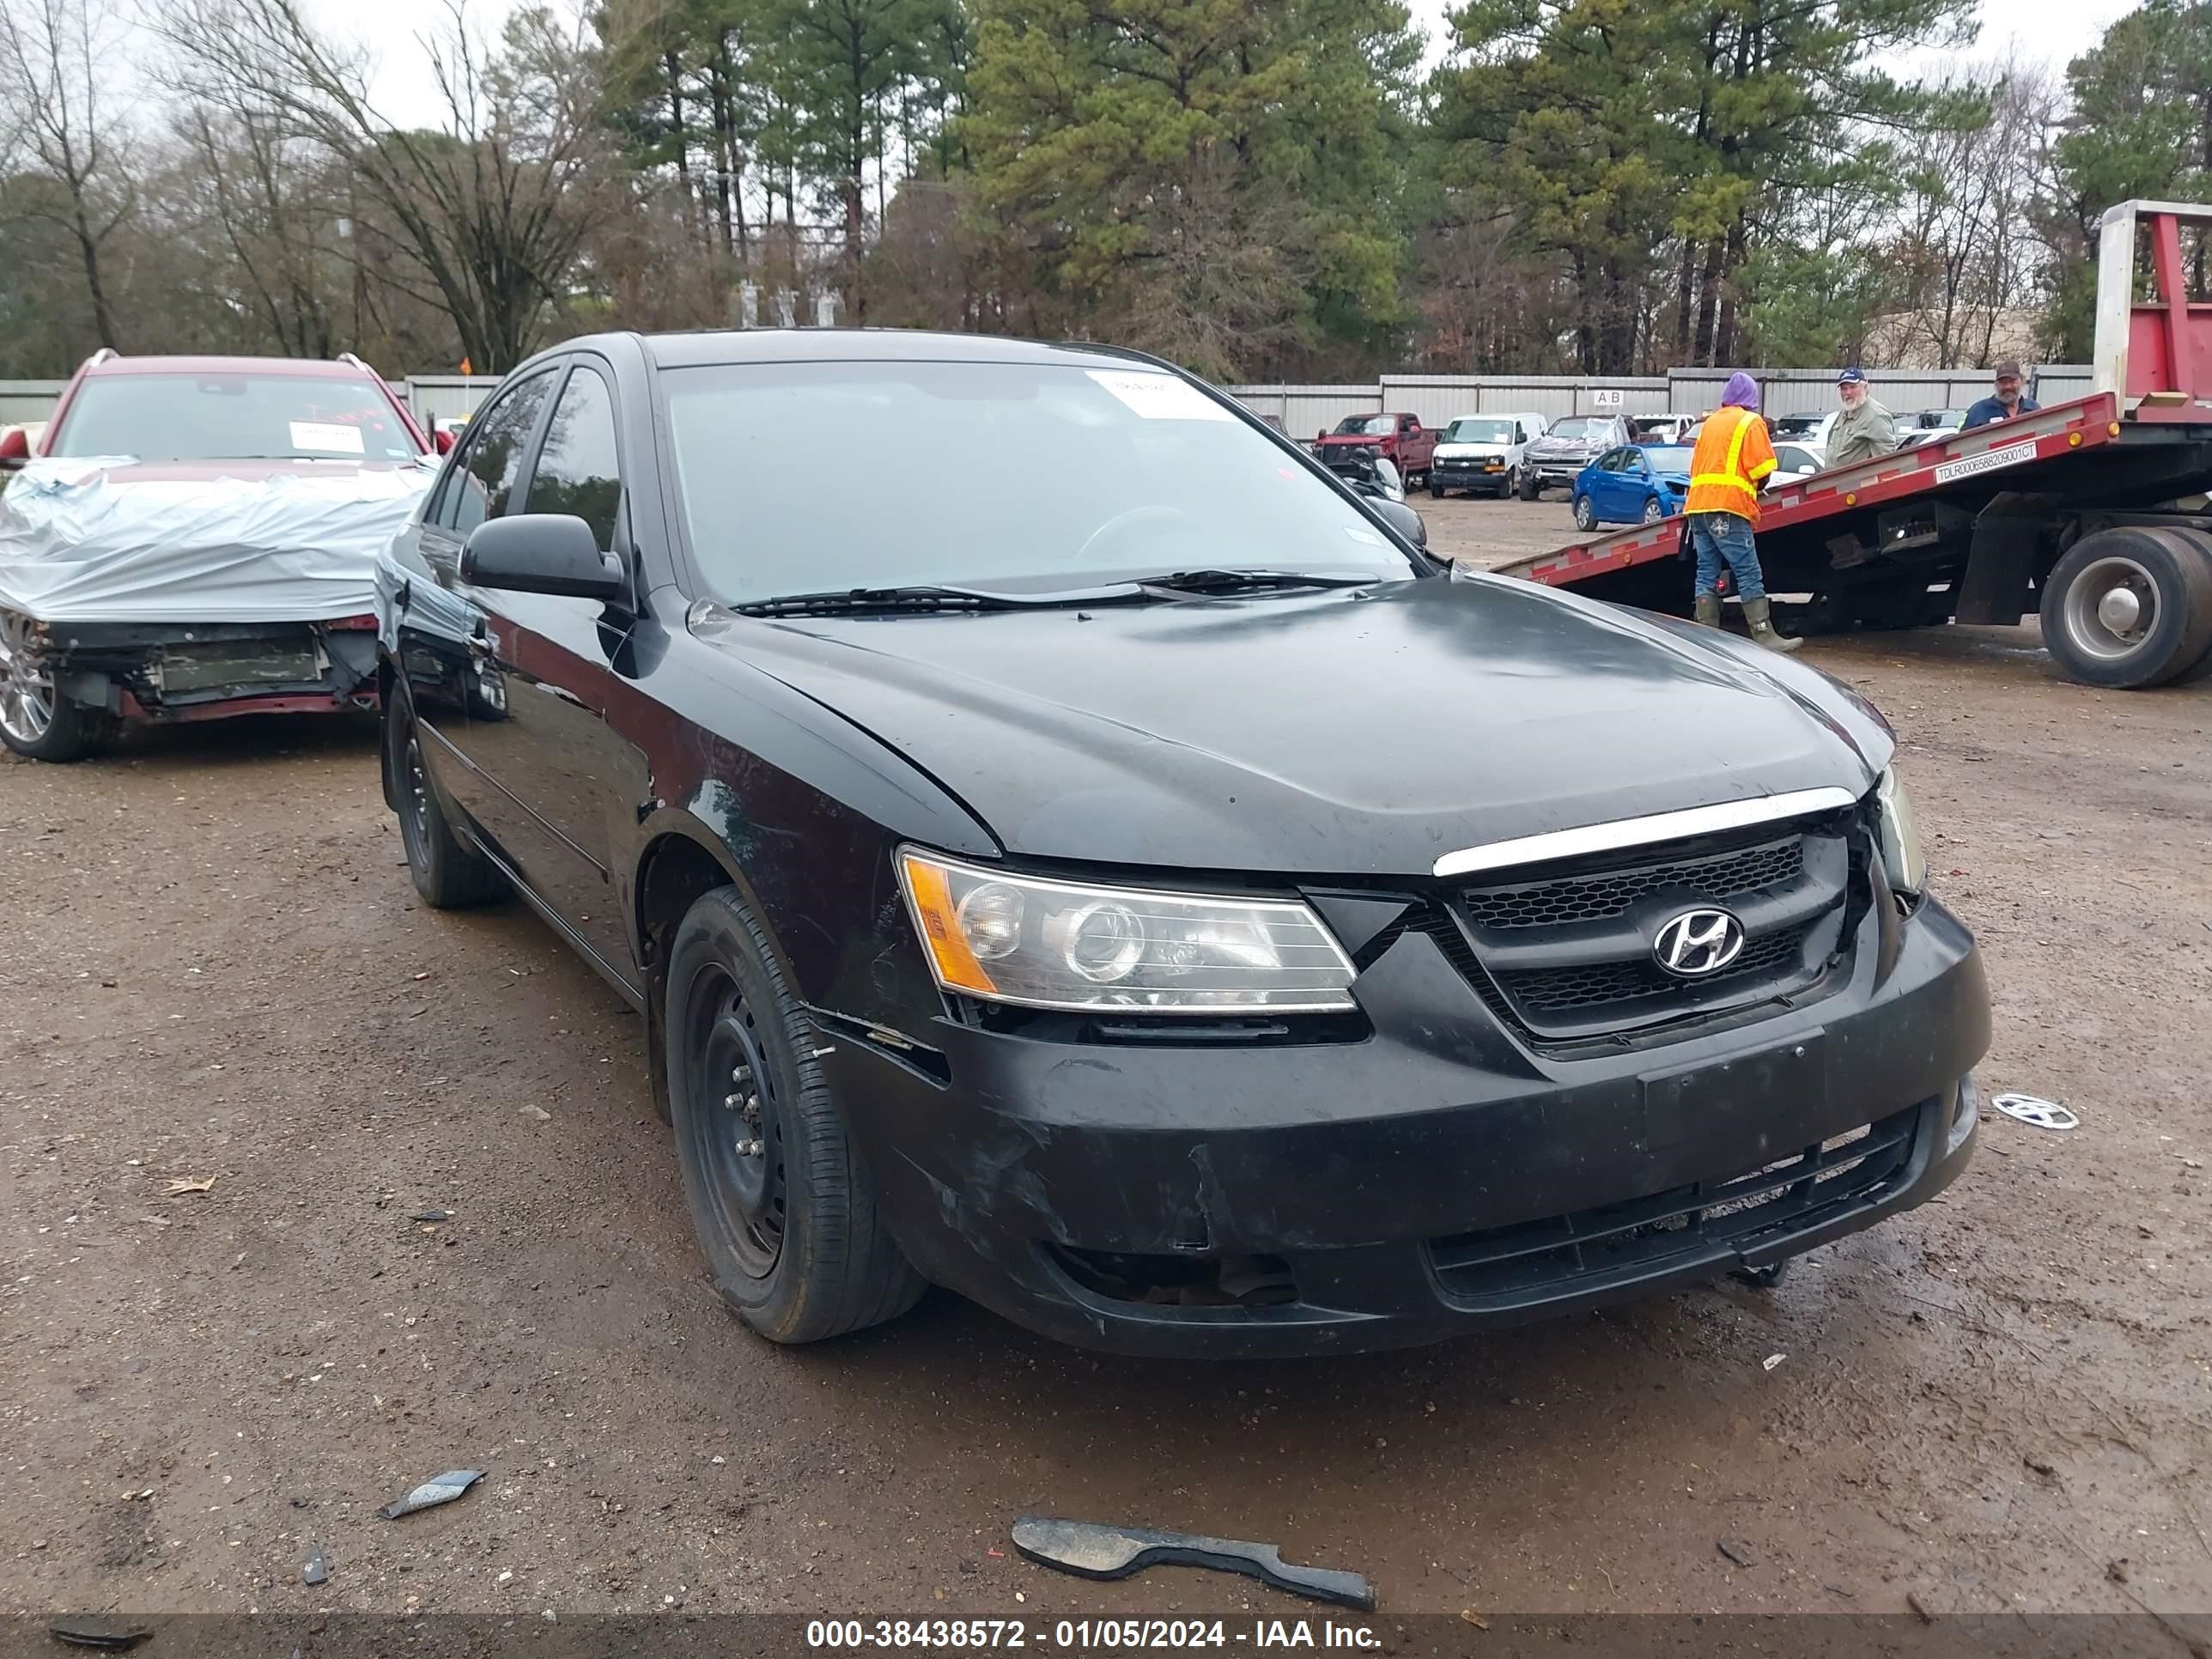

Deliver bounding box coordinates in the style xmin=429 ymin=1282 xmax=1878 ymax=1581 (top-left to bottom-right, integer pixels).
xmin=1086 ymin=370 xmax=1234 ymax=422
xmin=291 ymin=421 xmax=365 ymax=454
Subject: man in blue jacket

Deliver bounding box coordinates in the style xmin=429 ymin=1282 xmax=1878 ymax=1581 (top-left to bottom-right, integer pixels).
xmin=1963 ymin=361 xmax=2039 ymax=429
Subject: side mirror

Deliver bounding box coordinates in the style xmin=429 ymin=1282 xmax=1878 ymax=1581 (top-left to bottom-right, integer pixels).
xmin=0 ymin=426 xmax=28 ymax=471
xmin=1373 ymin=497 xmax=1426 ymax=548
xmin=434 ymin=428 xmax=455 ymax=455
xmin=461 ymin=514 xmax=624 ymax=599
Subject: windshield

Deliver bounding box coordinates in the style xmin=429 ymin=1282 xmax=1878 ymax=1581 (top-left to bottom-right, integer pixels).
xmin=52 ymin=373 xmax=422 ymax=462
xmin=1773 ymin=414 xmax=1823 ymax=436
xmin=662 ymin=362 xmax=1421 ymax=603
xmin=1331 ymin=415 xmax=1395 ymax=436
xmin=1443 ymin=418 xmax=1514 ymax=444
xmin=1546 ymin=418 xmax=1607 ymax=441
xmin=1640 ymin=446 xmax=1694 ymax=472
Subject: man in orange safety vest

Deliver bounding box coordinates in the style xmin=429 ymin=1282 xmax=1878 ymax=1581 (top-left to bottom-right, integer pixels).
xmin=1686 ymin=372 xmax=1799 ymax=652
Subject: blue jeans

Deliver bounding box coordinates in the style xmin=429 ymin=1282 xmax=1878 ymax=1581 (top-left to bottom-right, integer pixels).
xmin=1689 ymin=512 xmax=1765 ymax=602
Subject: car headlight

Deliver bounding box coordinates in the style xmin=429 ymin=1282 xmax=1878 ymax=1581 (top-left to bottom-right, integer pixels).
xmin=897 ymin=849 xmax=1358 ymax=1013
xmin=1875 ymin=767 xmax=1925 ymax=896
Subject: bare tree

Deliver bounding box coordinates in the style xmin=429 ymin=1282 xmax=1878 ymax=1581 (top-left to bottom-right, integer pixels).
xmin=0 ymin=0 xmax=135 ymax=349
xmin=161 ymin=0 xmax=615 ymax=370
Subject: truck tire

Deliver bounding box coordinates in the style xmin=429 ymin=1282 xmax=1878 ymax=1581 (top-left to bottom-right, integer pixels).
xmin=1519 ymin=472 xmax=1541 ymax=501
xmin=2152 ymin=526 xmax=2212 ymax=684
xmin=665 ymin=884 xmax=927 ymax=1345
xmin=2039 ymin=526 xmax=2212 ymax=689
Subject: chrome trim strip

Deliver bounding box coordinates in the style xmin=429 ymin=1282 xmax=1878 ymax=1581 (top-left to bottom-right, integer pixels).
xmin=1431 ymin=787 xmax=1860 ymax=879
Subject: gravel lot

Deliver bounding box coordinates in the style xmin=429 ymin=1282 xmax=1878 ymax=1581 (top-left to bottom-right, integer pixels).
xmin=3 ymin=517 xmax=2209 ymax=1626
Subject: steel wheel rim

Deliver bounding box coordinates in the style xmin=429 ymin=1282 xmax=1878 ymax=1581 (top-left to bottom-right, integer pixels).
xmin=2063 ymin=556 xmax=2157 ymax=661
xmin=0 ymin=611 xmax=54 ymax=744
xmin=687 ymin=963 xmax=786 ymax=1278
xmin=403 ymin=734 xmax=433 ymax=853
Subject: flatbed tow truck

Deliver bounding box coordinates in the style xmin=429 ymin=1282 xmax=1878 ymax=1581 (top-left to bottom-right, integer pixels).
xmin=1495 ymin=200 xmax=2212 ymax=690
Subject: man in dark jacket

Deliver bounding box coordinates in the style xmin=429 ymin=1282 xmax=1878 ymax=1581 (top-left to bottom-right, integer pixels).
xmin=1963 ymin=361 xmax=2039 ymax=429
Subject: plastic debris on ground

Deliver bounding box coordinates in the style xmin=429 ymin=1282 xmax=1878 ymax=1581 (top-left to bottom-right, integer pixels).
xmin=1991 ymin=1092 xmax=2079 ymax=1131
xmin=1012 ymin=1516 xmax=1375 ymax=1612
xmin=380 ymin=1468 xmax=483 ymax=1519
xmin=47 ymin=1619 xmax=150 ymax=1651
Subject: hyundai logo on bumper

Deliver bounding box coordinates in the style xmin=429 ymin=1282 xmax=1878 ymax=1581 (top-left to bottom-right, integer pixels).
xmin=1653 ymin=908 xmax=1747 ymax=977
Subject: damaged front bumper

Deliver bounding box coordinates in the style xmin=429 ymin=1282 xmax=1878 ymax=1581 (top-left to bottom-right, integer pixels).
xmin=828 ymin=897 xmax=1987 ymax=1358
xmin=32 ymin=614 xmax=380 ymax=725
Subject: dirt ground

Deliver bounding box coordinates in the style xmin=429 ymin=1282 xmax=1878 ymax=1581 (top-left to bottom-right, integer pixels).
xmin=3 ymin=503 xmax=2209 ymax=1629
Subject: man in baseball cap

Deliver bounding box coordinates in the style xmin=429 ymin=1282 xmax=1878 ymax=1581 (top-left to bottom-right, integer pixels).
xmin=1963 ymin=361 xmax=2039 ymax=430
xmin=1826 ymin=367 xmax=1894 ymax=468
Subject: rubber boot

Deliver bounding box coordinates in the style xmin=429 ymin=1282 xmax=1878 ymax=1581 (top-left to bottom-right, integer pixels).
xmin=1743 ymin=596 xmax=1802 ymax=653
xmin=1692 ymin=592 xmax=1722 ymax=629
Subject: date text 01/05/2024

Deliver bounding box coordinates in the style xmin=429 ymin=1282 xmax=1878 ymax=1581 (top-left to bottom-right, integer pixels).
xmin=805 ymin=1619 xmax=1384 ymax=1649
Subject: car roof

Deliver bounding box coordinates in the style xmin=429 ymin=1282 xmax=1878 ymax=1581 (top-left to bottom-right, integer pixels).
xmin=629 ymin=328 xmax=1154 ymax=373
xmin=80 ymin=355 xmax=382 ymax=378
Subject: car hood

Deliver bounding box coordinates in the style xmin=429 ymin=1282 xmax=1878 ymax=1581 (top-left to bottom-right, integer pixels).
xmin=691 ymin=577 xmax=1892 ymax=878
xmin=1315 ymin=433 xmax=1394 ymax=447
xmin=1529 ymin=436 xmax=1601 ymax=455
xmin=1435 ymin=443 xmax=1510 ymax=460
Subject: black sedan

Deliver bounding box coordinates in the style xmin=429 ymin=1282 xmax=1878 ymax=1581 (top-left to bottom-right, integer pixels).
xmin=374 ymin=329 xmax=1987 ymax=1358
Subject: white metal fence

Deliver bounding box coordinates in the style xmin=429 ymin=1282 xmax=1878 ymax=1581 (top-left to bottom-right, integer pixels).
xmin=2 ymin=362 xmax=2100 ymax=435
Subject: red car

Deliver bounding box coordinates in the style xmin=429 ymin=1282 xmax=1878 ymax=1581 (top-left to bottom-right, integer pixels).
xmin=0 ymin=350 xmax=439 ymax=761
xmin=1310 ymin=412 xmax=1437 ymax=487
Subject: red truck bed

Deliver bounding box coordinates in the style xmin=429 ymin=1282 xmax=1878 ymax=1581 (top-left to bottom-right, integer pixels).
xmin=1496 ymin=393 xmax=2130 ymax=590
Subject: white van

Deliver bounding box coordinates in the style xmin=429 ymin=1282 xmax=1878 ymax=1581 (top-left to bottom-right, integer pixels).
xmin=1428 ymin=411 xmax=1549 ymax=499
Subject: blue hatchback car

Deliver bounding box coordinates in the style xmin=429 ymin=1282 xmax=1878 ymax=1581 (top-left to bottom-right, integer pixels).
xmin=1571 ymin=442 xmax=1695 ymax=531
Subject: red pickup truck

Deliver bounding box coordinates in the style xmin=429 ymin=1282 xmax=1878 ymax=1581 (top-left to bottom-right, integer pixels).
xmin=1310 ymin=412 xmax=1437 ymax=487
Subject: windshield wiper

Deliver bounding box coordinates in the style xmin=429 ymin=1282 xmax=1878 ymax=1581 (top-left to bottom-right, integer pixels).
xmin=730 ymin=583 xmax=1128 ymax=617
xmin=1133 ymin=568 xmax=1382 ymax=595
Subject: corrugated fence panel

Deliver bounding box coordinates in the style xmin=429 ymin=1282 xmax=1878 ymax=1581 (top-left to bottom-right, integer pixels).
xmin=1377 ymin=377 xmax=1485 ymax=428
xmin=1387 ymin=376 xmax=1674 ymax=423
xmin=0 ymin=381 xmax=66 ymax=426
xmin=404 ymin=376 xmax=503 ymax=427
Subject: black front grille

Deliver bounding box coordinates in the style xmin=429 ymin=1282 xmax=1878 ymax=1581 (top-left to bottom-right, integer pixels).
xmin=1500 ymin=923 xmax=1808 ymax=1015
xmin=1428 ymin=1103 xmax=1923 ymax=1306
xmin=1442 ymin=812 xmax=1860 ymax=1044
xmin=1465 ymin=836 xmax=1802 ymax=931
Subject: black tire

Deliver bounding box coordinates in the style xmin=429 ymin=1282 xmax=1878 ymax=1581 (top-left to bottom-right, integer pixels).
xmin=666 ymin=885 xmax=925 ymax=1345
xmin=1572 ymin=494 xmax=1596 ymax=532
xmin=0 ymin=609 xmax=110 ymax=762
xmin=1427 ymin=476 xmax=1444 ymax=499
xmin=2153 ymin=526 xmax=2212 ymax=685
xmin=1641 ymin=496 xmax=1665 ymax=525
xmin=1519 ymin=473 xmax=1541 ymax=501
xmin=1733 ymin=1260 xmax=1792 ymax=1290
xmin=1500 ymin=468 xmax=1520 ymax=500
xmin=2039 ymin=526 xmax=2212 ymax=689
xmin=386 ymin=699 xmax=506 ymax=908
xmin=0 ymin=691 xmax=110 ymax=763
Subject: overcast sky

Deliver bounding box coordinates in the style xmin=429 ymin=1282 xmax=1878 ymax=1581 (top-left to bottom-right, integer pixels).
xmin=314 ymin=0 xmax=2142 ymax=131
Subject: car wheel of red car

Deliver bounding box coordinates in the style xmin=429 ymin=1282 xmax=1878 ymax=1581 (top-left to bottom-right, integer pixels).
xmin=0 ymin=610 xmax=109 ymax=763
xmin=666 ymin=884 xmax=926 ymax=1345
xmin=387 ymin=699 xmax=506 ymax=908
